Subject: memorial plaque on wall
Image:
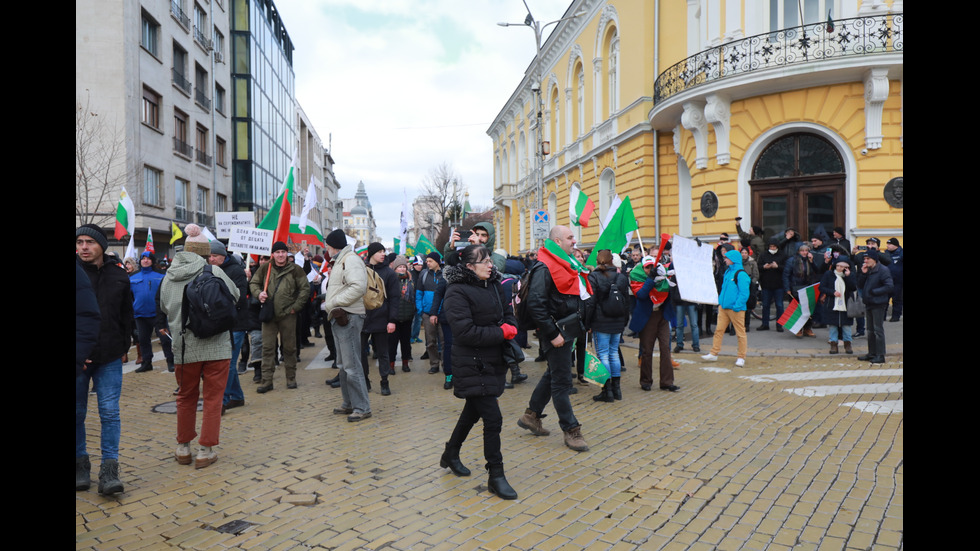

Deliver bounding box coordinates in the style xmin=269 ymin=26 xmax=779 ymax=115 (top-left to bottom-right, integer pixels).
xmin=700 ymin=191 xmax=719 ymax=218
xmin=883 ymin=177 xmax=903 ymax=208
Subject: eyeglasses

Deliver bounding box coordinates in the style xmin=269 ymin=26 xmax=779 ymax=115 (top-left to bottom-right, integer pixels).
xmin=470 ymin=258 xmax=493 ymax=266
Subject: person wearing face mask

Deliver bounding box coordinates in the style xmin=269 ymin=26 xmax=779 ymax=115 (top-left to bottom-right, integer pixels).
xmin=783 ymin=244 xmax=820 ymax=337
xmin=819 ymin=257 xmax=858 ymax=354
xmin=387 ymin=256 xmax=416 ymax=373
xmin=757 ymin=238 xmax=787 ymax=332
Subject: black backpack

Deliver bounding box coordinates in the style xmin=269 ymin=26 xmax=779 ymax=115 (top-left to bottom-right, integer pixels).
xmin=513 ymin=263 xmax=540 ymax=331
xmin=181 ymin=265 xmax=237 ymax=338
xmin=598 ymin=272 xmax=628 ymax=318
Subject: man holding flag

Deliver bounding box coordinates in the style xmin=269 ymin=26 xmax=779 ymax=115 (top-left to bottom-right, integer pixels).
xmin=517 ymin=225 xmax=590 ymax=452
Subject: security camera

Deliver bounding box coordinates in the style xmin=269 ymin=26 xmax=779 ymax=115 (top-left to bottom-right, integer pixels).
xmin=531 ymin=82 xmax=540 ymax=92
xmin=861 ymin=148 xmax=868 ymax=156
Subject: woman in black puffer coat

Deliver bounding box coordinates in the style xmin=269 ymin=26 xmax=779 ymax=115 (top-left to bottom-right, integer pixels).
xmin=439 ymin=245 xmax=519 ymax=500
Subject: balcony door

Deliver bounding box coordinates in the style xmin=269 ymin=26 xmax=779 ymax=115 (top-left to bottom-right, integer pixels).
xmin=750 ymin=132 xmax=845 ymax=242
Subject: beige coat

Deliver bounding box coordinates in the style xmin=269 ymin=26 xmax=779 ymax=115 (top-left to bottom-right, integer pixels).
xmin=322 ymin=245 xmax=367 ymax=318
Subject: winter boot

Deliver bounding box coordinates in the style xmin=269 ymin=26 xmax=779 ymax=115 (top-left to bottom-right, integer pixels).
xmin=611 ymin=377 xmax=622 ymax=400
xmin=563 ymin=425 xmax=589 ymax=452
xmin=517 ymin=409 xmax=550 ymax=436
xmin=402 ymin=360 xmax=411 ymax=372
xmin=510 ymin=364 xmax=528 ymax=385
xmin=844 ymin=341 xmax=853 ymax=354
xmin=97 ymin=459 xmax=124 ymax=495
xmin=487 ymin=463 xmax=518 ymax=500
xmin=439 ymin=443 xmax=471 ymax=477
xmin=829 ymin=342 xmax=839 ymax=354
xmin=389 ymin=362 xmax=396 ymax=376
xmin=592 ymin=381 xmax=614 ymax=402
xmin=76 ymin=456 xmax=91 ymax=491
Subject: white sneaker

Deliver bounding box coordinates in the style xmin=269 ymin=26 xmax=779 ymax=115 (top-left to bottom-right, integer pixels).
xmin=701 ymin=354 xmax=718 ymax=361
xmin=735 ymin=358 xmax=745 ymax=367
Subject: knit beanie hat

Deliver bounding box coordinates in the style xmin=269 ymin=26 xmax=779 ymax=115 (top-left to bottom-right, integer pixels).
xmin=426 ymin=252 xmax=442 ymax=265
xmin=271 ymin=241 xmax=289 ymax=253
xmin=76 ymin=224 xmax=108 ymax=253
xmin=183 ymin=224 xmax=211 ymax=257
xmin=367 ymin=242 xmax=385 ymax=258
xmin=210 ymin=240 xmax=228 ymax=257
xmin=390 ymin=256 xmax=408 ymax=270
xmin=325 ymin=229 xmax=348 ymax=250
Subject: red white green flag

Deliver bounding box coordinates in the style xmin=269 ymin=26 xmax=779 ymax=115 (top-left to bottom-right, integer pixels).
xmin=778 ymin=284 xmax=821 ymax=333
xmin=257 ymin=154 xmax=297 ymax=245
xmin=569 ymin=187 xmax=595 ymax=227
xmin=145 ymin=227 xmax=155 ymax=254
xmin=114 ymin=187 xmax=135 ymax=240
xmin=539 ymin=239 xmax=592 ymax=299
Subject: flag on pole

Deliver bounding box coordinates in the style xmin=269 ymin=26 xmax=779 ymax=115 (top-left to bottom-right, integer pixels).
xmin=414 ymin=234 xmax=440 ymax=258
xmin=145 ymin=227 xmax=155 ymax=254
xmin=585 ymin=196 xmax=638 ymax=266
xmin=393 ymin=238 xmax=401 ymax=255
xmin=114 ymin=187 xmax=135 ymax=240
xmin=569 ymin=187 xmax=596 ymax=227
xmin=539 ymin=238 xmax=592 ymax=300
xmin=257 ymin=151 xmax=297 ymax=244
xmin=170 ymin=221 xmax=184 ymax=244
xmin=124 ymin=234 xmax=137 ymax=262
xmin=201 ymin=226 xmax=217 ymax=242
xmin=298 ymin=176 xmax=317 ymax=233
xmin=398 ymin=189 xmax=409 ymax=254
xmin=600 ymin=195 xmax=622 ymax=231
xmin=778 ymin=284 xmax=821 ymax=334
xmin=287 ymin=176 xmax=324 ymax=246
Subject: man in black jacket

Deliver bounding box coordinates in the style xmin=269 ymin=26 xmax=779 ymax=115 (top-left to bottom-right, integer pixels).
xmin=757 ymin=238 xmax=787 ymax=332
xmin=361 ymin=243 xmax=400 ymax=396
xmin=75 ymin=224 xmax=132 ymax=495
xmin=856 ymin=249 xmax=894 ymax=363
xmin=517 ymin=226 xmax=589 ymax=452
xmin=209 ymin=241 xmax=249 ymax=413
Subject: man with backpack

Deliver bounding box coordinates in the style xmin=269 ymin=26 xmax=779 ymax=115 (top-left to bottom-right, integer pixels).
xmin=701 ymin=249 xmax=751 ymax=367
xmin=157 ymin=224 xmax=240 ymax=469
xmin=321 ymin=229 xmax=371 ymax=422
xmin=361 ymin=243 xmax=399 ymax=396
xmin=249 ymin=241 xmax=310 ymax=393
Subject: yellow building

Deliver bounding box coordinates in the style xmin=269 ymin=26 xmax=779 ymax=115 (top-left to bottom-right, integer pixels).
xmin=489 ymin=0 xmax=903 ymax=254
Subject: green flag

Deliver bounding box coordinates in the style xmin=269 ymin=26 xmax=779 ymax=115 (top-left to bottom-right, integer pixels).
xmin=393 ymin=238 xmax=401 ymax=255
xmin=586 ymin=196 xmax=638 ymax=266
xmin=415 ymin=234 xmax=441 ymax=258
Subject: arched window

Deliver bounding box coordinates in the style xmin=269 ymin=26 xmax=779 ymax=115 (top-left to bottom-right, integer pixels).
xmin=518 ymin=131 xmax=527 ymax=178
xmin=575 ymin=62 xmax=585 ymax=137
xmin=550 ymin=85 xmax=561 ymax=153
xmin=548 ymin=192 xmax=557 ymax=231
xmin=608 ymin=34 xmax=619 ymax=115
xmin=598 ymin=168 xmax=616 ymax=220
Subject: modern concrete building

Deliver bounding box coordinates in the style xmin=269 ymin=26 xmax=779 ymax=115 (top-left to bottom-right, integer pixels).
xmin=76 ymin=0 xmax=233 ymax=256
xmin=295 ymin=102 xmax=341 ymax=250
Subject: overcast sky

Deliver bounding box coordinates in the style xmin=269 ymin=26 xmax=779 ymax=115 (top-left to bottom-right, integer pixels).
xmin=273 ymin=0 xmax=574 ymax=247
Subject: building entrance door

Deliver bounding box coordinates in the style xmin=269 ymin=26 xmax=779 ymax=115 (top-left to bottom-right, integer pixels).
xmin=749 ymin=133 xmax=845 ymax=243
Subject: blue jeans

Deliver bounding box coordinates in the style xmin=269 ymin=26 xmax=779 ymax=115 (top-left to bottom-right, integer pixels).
xmin=224 ymin=331 xmax=246 ymax=405
xmin=828 ymin=325 xmax=852 ymax=342
xmin=593 ymin=332 xmax=622 ymax=377
xmin=674 ymin=304 xmax=700 ymax=348
xmin=760 ymin=288 xmax=784 ymax=327
xmin=411 ymin=311 xmax=422 ymax=341
xmin=528 ymin=340 xmax=579 ymax=432
xmin=75 ymin=359 xmax=122 ymax=460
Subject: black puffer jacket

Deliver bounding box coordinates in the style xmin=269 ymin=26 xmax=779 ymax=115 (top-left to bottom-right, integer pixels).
xmin=363 ymin=262 xmax=400 ymax=333
xmin=443 ymin=264 xmax=516 ymax=399
xmin=586 ymin=266 xmax=630 ymax=334
xmin=77 ymin=255 xmax=134 ymax=365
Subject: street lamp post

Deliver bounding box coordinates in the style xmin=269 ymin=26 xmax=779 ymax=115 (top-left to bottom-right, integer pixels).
xmin=499 ymin=3 xmax=586 ymax=248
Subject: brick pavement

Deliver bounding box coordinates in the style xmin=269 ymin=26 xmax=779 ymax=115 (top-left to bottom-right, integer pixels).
xmin=77 ymin=327 xmax=903 ymax=550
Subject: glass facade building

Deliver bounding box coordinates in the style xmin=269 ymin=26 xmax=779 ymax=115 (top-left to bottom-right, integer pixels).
xmin=230 ymin=0 xmax=296 ymax=219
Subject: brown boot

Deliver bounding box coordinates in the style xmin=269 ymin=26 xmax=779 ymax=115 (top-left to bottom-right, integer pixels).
xmin=517 ymin=409 xmax=550 ymax=436
xmin=844 ymin=341 xmax=853 ymax=354
xmin=563 ymin=425 xmax=589 ymax=452
xmin=829 ymin=342 xmax=839 ymax=354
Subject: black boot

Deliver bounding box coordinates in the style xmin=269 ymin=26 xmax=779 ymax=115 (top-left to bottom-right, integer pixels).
xmin=253 ymin=365 xmax=262 ymax=383
xmin=97 ymin=459 xmax=124 ymax=496
xmin=439 ymin=443 xmax=471 ymax=476
xmin=510 ymin=364 xmax=528 ymax=385
xmin=611 ymin=377 xmax=622 ymax=400
xmin=592 ymin=381 xmax=614 ymax=402
xmin=487 ymin=464 xmax=518 ymax=500
xmin=76 ymin=455 xmax=91 ymax=491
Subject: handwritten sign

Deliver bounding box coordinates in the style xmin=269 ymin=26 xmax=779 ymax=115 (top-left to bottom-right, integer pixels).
xmin=669 ymin=234 xmax=718 ymax=305
xmin=215 ymin=212 xmax=255 ymax=239
xmin=227 ymin=227 xmax=273 ymax=256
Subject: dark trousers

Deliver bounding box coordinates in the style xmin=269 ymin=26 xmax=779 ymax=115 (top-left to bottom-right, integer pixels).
xmin=135 ymin=316 xmax=173 ymax=366
xmin=639 ymin=309 xmax=674 ymax=388
xmin=447 ymin=395 xmax=503 ymax=467
xmin=387 ymin=320 xmax=413 ymax=363
xmin=361 ymin=331 xmax=391 ymax=382
xmin=866 ymin=305 xmax=887 ymax=357
xmin=528 ymin=338 xmax=579 ymax=432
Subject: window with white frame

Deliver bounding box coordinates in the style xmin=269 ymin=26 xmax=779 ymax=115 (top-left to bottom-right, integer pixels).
xmin=143 ymin=166 xmax=162 ymax=206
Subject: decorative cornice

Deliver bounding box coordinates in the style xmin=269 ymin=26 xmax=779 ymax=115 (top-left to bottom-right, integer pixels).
xmin=863 ymin=67 xmax=889 ymax=149
xmin=704 ymin=93 xmax=731 ymax=165
xmin=681 ymin=100 xmax=709 ymax=169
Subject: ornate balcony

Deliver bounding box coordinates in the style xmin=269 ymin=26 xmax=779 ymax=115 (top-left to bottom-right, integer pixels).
xmin=654 ymin=13 xmax=903 ymax=104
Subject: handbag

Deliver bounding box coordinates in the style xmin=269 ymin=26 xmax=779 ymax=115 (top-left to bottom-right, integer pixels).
xmin=846 ymin=293 xmax=865 ymax=318
xmin=553 ymin=311 xmax=583 ymax=341
xmin=502 ymin=338 xmax=524 ymax=366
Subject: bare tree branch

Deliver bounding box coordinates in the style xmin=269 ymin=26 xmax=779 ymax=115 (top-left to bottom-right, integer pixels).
xmin=417 ymin=162 xmax=466 ymax=251
xmin=76 ymin=94 xmax=132 ymax=229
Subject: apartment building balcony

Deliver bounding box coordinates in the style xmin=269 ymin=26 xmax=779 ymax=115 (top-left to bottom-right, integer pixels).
xmin=195 ymin=87 xmax=211 ymax=111
xmin=195 ymin=148 xmax=213 ymax=167
xmin=172 ymin=68 xmax=192 ymax=95
xmin=171 ymin=1 xmax=189 ymax=30
xmin=173 ymin=137 xmax=193 ymax=158
xmin=651 ymin=13 xmax=903 ymax=129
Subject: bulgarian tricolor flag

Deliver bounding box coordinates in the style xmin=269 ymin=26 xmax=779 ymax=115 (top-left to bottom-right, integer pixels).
xmin=257 ymin=153 xmax=297 ymax=244
xmin=356 ymin=245 xmax=369 ymax=260
xmin=114 ymin=187 xmax=135 ymax=240
xmin=145 ymin=227 xmax=155 ymax=254
xmin=779 ymin=284 xmax=821 ymax=334
xmin=290 ymin=176 xmax=324 ymax=246
xmin=538 ymin=239 xmax=592 ymax=300
xmin=569 ymin=187 xmax=595 ymax=227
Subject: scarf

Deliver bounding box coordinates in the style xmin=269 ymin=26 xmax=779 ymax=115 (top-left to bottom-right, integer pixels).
xmin=833 ymin=270 xmax=847 ymax=312
xmin=538 ymin=241 xmax=592 ymax=299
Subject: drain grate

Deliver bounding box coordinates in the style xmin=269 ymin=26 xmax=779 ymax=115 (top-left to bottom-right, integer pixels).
xmin=211 ymin=520 xmax=255 ymax=534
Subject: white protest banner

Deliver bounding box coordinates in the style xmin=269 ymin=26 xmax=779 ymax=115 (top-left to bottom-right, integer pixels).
xmin=227 ymin=227 xmax=274 ymax=256
xmin=669 ymin=234 xmax=718 ymax=305
xmin=215 ymin=212 xmax=256 ymax=239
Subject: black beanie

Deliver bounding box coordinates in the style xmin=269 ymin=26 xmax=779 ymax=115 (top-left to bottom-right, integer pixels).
xmin=76 ymin=224 xmax=109 ymax=252
xmin=272 ymin=241 xmax=289 ymax=253
xmin=326 ymin=229 xmax=347 ymax=249
xmin=367 ymin=242 xmax=385 ymax=258
xmin=426 ymin=252 xmax=442 ymax=265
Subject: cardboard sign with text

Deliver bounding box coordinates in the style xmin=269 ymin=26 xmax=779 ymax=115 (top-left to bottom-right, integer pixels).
xmin=227 ymin=227 xmax=273 ymax=256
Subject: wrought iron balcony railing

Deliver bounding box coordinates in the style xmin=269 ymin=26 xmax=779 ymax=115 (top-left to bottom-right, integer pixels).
xmin=171 ymin=1 xmax=189 ymax=30
xmin=173 ymin=137 xmax=193 ymax=158
xmin=654 ymin=13 xmax=903 ymax=104
xmin=172 ymin=68 xmax=191 ymax=95
xmin=194 ymin=26 xmax=213 ymax=51
xmin=194 ymin=87 xmax=211 ymax=111
xmin=195 ymin=148 xmax=213 ymax=167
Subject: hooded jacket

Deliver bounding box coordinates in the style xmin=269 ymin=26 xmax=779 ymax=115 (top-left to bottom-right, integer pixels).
xmin=322 ymin=245 xmax=368 ymax=317
xmin=157 ymin=251 xmax=240 ymax=364
xmin=249 ymin=257 xmax=310 ymax=321
xmin=130 ymin=265 xmax=165 ymax=318
xmin=443 ymin=221 xmax=496 ymax=264
xmin=718 ymin=249 xmax=750 ymax=312
xmin=77 ymin=255 xmax=134 ymax=365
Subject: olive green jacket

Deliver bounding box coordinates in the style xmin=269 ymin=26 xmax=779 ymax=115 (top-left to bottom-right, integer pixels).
xmin=248 ymin=260 xmax=310 ymax=322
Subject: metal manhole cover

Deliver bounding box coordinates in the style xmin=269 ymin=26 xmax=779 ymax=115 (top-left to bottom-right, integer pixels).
xmin=151 ymin=400 xmax=203 ymax=414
